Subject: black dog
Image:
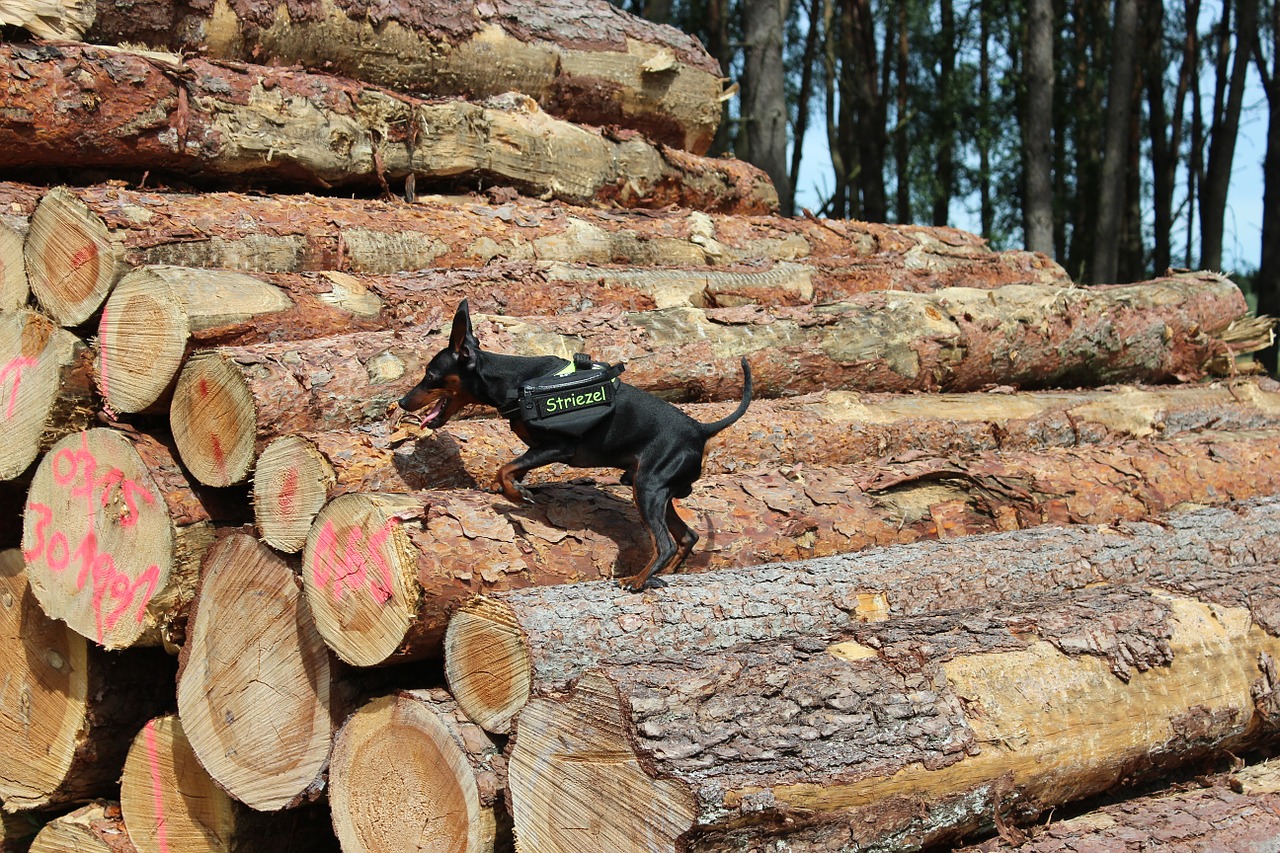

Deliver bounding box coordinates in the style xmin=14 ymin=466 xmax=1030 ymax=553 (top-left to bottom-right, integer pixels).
xmin=398 ymin=300 xmax=753 ymax=590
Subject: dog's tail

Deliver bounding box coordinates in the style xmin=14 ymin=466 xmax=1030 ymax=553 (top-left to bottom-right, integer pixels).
xmin=699 ymin=357 xmax=754 ymax=437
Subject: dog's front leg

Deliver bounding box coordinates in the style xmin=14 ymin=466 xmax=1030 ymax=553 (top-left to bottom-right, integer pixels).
xmin=492 ymin=444 xmax=575 ymax=505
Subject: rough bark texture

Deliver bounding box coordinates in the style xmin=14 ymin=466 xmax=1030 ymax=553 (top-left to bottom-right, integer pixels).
xmin=83 ymin=0 xmax=726 ymax=153
xmin=444 ymin=498 xmax=1280 ymax=733
xmin=0 ymin=182 xmax=1005 ymax=275
xmin=0 ymin=549 xmax=176 ymax=811
xmin=0 ymin=44 xmax=774 ymax=213
xmin=21 ymin=428 xmax=219 ymax=649
xmin=29 ymin=801 xmax=137 ymax=853
xmin=957 ymin=762 xmax=1280 ymax=852
xmin=329 ymin=689 xmax=511 ymax=853
xmin=0 ymin=308 xmax=96 ymax=480
xmin=118 ymin=716 xmax=339 ymax=853
xmin=307 ymin=434 xmax=1280 ymax=669
xmin=506 ymin=578 xmax=1280 ymax=852
xmin=175 ymin=534 xmax=351 ymax=811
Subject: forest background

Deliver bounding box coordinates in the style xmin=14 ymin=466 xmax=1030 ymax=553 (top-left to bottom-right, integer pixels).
xmin=611 ymin=0 xmax=1280 ymax=372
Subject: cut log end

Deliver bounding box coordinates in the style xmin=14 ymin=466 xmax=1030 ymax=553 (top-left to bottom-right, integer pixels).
xmin=22 ymin=429 xmax=178 ymax=648
xmin=0 ymin=309 xmax=93 ymax=480
xmin=302 ymin=493 xmax=420 ymax=667
xmin=171 ymin=350 xmax=257 ymax=487
xmin=0 ymin=219 xmax=27 ymax=311
xmin=328 ymin=691 xmax=500 ymax=853
xmin=0 ymin=548 xmax=91 ymax=810
xmin=444 ymin=598 xmax=532 ymax=735
xmin=29 ymin=801 xmax=135 ymax=853
xmin=254 ymin=435 xmax=336 ymax=553
xmin=24 ymin=187 xmax=125 ymax=326
xmin=96 ymin=268 xmax=190 ymax=414
xmin=176 ymin=534 xmax=334 ymax=811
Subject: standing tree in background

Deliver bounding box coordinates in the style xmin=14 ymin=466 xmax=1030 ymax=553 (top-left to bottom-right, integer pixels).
xmin=1254 ymin=0 xmax=1279 ymax=373
xmin=1023 ymin=0 xmax=1055 ymax=254
xmin=741 ymin=0 xmax=796 ymax=213
xmin=1090 ymin=0 xmax=1138 ymax=282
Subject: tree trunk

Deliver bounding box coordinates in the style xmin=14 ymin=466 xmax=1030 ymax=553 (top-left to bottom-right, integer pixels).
xmin=740 ymin=0 xmax=794 ymax=214
xmin=0 ymin=219 xmax=25 ymax=311
xmin=506 ymin=575 xmax=1280 ymax=851
xmin=118 ymin=716 xmax=338 ymax=853
xmin=1022 ymin=0 xmax=1055 ymax=254
xmin=175 ymin=534 xmax=353 ymax=811
xmin=255 ymin=379 xmax=1280 ymax=553
xmin=931 ymin=0 xmax=957 ymax=227
xmin=1255 ymin=5 xmax=1280 ymax=374
xmin=0 ymin=309 xmax=96 ymax=480
xmin=957 ymin=762 xmax=1280 ymax=851
xmin=329 ymin=689 xmax=511 ymax=853
xmin=21 ymin=428 xmax=221 ymax=649
xmin=74 ymin=0 xmax=725 ymax=154
xmin=23 ymin=187 xmax=128 ymax=327
xmin=28 ymin=802 xmax=136 ymax=853
xmin=0 ymin=44 xmax=774 ymax=214
xmin=445 ymin=494 xmax=1280 ymax=733
xmin=307 ymin=431 xmax=1280 ymax=669
xmin=0 ymin=182 xmax=996 ymax=276
xmin=1089 ymin=0 xmax=1139 ymax=283
xmin=0 ymin=549 xmax=175 ymax=811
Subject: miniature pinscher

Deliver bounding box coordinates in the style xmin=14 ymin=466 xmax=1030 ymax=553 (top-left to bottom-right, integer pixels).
xmin=398 ymin=300 xmax=753 ymax=591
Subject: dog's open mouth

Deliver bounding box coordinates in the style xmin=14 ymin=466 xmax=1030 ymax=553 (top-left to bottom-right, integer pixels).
xmin=418 ymin=393 xmax=453 ymax=429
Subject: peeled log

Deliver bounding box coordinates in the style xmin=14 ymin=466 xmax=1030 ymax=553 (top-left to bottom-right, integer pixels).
xmin=507 ymin=578 xmax=1280 ymax=852
xmin=304 ymin=431 xmax=1280 ymax=668
xmin=84 ymin=0 xmax=726 ymax=154
xmin=445 ymin=497 xmax=1280 ymax=734
xmin=23 ymin=187 xmax=127 ymax=327
xmin=0 ymin=182 xmax=1000 ymax=275
xmin=176 ymin=534 xmax=349 ymax=811
xmin=28 ymin=802 xmax=135 ymax=853
xmin=21 ymin=428 xmax=218 ymax=649
xmin=958 ymin=762 xmax=1280 ymax=851
xmin=0 ymin=309 xmax=95 ymax=480
xmin=328 ymin=689 xmax=510 ymax=853
xmin=0 ymin=550 xmax=175 ymax=811
xmin=255 ymin=379 xmax=1280 ymax=551
xmin=119 ymin=716 xmax=339 ymax=853
xmin=0 ymin=44 xmax=773 ymax=213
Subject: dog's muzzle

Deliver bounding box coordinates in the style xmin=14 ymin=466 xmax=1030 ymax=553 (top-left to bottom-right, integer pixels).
xmin=399 ymin=389 xmax=453 ymax=429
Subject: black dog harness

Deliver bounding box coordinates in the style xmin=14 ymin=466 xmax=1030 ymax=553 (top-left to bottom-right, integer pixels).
xmin=499 ymin=353 xmax=625 ymax=436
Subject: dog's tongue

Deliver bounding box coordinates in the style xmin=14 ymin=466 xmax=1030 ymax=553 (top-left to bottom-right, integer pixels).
xmin=421 ymin=395 xmax=449 ymax=427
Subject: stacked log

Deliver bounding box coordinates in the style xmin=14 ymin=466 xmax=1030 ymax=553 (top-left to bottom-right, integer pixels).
xmin=0 ymin=0 xmax=1278 ymax=849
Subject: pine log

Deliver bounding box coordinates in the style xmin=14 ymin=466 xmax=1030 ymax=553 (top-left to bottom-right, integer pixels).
xmin=0 ymin=44 xmax=773 ymax=213
xmin=28 ymin=802 xmax=135 ymax=853
xmin=256 ymin=379 xmax=1280 ymax=553
xmin=119 ymin=716 xmax=339 ymax=853
xmin=21 ymin=428 xmax=219 ymax=649
xmin=957 ymin=762 xmax=1280 ymax=851
xmin=0 ymin=219 xmax=26 ymax=311
xmin=0 ymin=549 xmax=175 ymax=811
xmin=175 ymin=533 xmax=351 ymax=811
xmin=0 ymin=309 xmax=96 ymax=480
xmin=506 ymin=577 xmax=1280 ymax=852
xmin=0 ymin=182 xmax=1002 ymax=275
xmin=303 ymin=430 xmax=1280 ymax=669
xmin=328 ymin=689 xmax=510 ymax=853
xmin=83 ymin=0 xmax=726 ymax=154
xmin=445 ymin=496 xmax=1280 ymax=734
xmin=23 ymin=187 xmax=127 ymax=327
xmin=0 ymin=0 xmax=90 ymax=38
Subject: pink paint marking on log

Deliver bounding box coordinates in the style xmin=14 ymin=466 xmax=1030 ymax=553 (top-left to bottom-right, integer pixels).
xmin=144 ymin=720 xmax=172 ymax=853
xmin=209 ymin=434 xmax=227 ymax=479
xmin=97 ymin=305 xmax=110 ymax=400
xmin=278 ymin=468 xmax=299 ymax=516
xmin=69 ymin=242 xmax=97 ymax=271
xmin=0 ymin=356 xmax=37 ymax=419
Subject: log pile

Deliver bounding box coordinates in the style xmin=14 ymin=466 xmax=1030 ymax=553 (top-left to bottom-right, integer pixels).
xmin=0 ymin=1 xmax=1277 ymax=851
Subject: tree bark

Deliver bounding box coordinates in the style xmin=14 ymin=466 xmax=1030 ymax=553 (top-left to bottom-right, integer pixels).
xmin=0 ymin=309 xmax=96 ymax=480
xmin=28 ymin=802 xmax=136 ymax=853
xmin=0 ymin=182 xmax=997 ymax=276
xmin=329 ymin=689 xmax=511 ymax=853
xmin=957 ymin=762 xmax=1280 ymax=851
xmin=175 ymin=534 xmax=353 ymax=811
xmin=1022 ymin=0 xmax=1055 ymax=254
xmin=77 ymin=0 xmax=725 ymax=154
xmin=740 ymin=0 xmax=794 ymax=214
xmin=0 ymin=44 xmax=774 ymax=213
xmin=445 ymin=494 xmax=1280 ymax=733
xmin=21 ymin=428 xmax=221 ymax=649
xmin=1254 ymin=3 xmax=1280 ymax=374
xmin=305 ymin=430 xmax=1280 ymax=669
xmin=0 ymin=549 xmax=175 ymax=812
xmin=255 ymin=379 xmax=1280 ymax=553
xmin=506 ymin=576 xmax=1280 ymax=851
xmin=118 ymin=716 xmax=338 ymax=853
xmin=1089 ymin=0 xmax=1139 ymax=283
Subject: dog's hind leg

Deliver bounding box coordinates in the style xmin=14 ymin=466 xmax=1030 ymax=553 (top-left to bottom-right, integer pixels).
xmin=666 ymin=502 xmax=699 ymax=571
xmin=618 ymin=480 xmax=681 ymax=591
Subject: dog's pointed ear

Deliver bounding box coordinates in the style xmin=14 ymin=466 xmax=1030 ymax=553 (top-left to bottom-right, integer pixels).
xmin=449 ymin=300 xmax=476 ymax=359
